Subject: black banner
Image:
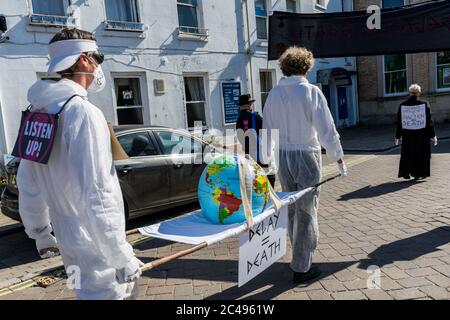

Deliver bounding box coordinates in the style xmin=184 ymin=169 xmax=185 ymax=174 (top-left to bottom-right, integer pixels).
xmin=268 ymin=0 xmax=450 ymax=60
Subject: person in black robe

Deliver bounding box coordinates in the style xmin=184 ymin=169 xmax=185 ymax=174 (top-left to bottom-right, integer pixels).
xmin=396 ymin=84 xmax=437 ymax=180
xmin=236 ymin=94 xmax=276 ymax=187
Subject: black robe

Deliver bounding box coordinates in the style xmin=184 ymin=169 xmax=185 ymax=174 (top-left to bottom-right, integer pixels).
xmin=396 ymin=96 xmax=436 ymax=179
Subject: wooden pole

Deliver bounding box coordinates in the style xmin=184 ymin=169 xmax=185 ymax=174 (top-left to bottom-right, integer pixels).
xmin=140 ymin=242 xmax=209 ymax=272
xmin=126 ymin=228 xmax=140 ymax=236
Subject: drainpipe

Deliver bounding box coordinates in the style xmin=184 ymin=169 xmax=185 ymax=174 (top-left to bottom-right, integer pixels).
xmin=242 ymin=0 xmax=255 ymax=98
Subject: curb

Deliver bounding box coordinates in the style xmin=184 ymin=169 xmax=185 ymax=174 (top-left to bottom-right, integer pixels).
xmin=0 ymin=235 xmax=150 ymax=297
xmin=0 ymin=224 xmax=24 ymax=238
xmin=342 ymin=136 xmax=450 ymax=153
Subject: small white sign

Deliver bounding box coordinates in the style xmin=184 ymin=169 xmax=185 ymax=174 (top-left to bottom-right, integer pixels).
xmin=401 ymin=104 xmax=426 ymax=130
xmin=238 ymin=207 xmax=287 ymax=287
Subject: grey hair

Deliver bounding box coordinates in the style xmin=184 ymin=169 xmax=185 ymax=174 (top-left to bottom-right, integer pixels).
xmin=409 ymin=84 xmax=422 ymax=94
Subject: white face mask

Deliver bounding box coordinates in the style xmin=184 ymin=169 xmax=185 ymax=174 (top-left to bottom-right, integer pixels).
xmin=88 ymin=65 xmax=106 ymax=93
xmin=73 ymin=57 xmax=106 ymax=93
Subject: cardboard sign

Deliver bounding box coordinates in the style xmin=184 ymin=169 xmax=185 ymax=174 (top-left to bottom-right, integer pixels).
xmin=401 ymin=104 xmax=426 ymax=130
xmin=12 ymin=111 xmax=59 ymax=164
xmin=238 ymin=207 xmax=287 ymax=287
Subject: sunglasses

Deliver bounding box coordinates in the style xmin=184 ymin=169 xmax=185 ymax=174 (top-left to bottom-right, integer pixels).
xmin=86 ymin=52 xmax=104 ymax=65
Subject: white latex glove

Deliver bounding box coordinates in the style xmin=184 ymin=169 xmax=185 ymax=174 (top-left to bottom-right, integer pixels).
xmin=337 ymin=161 xmax=348 ymax=177
xmin=431 ymin=137 xmax=438 ymax=146
xmin=39 ymin=247 xmax=60 ymax=259
xmin=117 ymin=257 xmax=144 ymax=284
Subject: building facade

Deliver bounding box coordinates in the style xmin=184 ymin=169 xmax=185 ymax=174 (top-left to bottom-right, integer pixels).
xmin=250 ymin=0 xmax=358 ymax=129
xmin=0 ymin=0 xmax=355 ymax=155
xmin=355 ymin=0 xmax=450 ymax=125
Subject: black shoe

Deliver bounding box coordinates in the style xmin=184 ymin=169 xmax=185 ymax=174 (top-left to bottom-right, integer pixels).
xmin=402 ymin=175 xmax=411 ymax=180
xmin=293 ymin=266 xmax=322 ymax=284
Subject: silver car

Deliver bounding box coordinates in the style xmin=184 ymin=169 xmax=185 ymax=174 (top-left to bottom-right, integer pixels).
xmin=1 ymin=125 xmax=217 ymax=221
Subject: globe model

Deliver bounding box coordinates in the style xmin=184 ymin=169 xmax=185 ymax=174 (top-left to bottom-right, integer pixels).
xmin=198 ymin=154 xmax=270 ymax=225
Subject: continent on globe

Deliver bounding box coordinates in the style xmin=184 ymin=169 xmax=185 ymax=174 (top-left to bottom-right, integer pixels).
xmin=213 ymin=187 xmax=243 ymax=224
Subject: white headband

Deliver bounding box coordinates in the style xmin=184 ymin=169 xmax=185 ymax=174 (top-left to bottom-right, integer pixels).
xmin=47 ymin=39 xmax=99 ymax=73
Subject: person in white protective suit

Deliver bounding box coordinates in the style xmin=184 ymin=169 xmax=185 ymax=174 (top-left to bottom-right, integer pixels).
xmin=16 ymin=28 xmax=143 ymax=300
xmin=263 ymin=47 xmax=347 ymax=284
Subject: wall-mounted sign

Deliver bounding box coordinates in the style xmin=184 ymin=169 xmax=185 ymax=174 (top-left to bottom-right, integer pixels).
xmin=221 ymin=81 xmax=241 ymax=125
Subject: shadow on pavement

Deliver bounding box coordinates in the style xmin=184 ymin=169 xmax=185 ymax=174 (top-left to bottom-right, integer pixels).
xmin=358 ymin=226 xmax=450 ymax=269
xmin=140 ymin=256 xmax=354 ymax=300
xmin=338 ymin=180 xmax=424 ymax=201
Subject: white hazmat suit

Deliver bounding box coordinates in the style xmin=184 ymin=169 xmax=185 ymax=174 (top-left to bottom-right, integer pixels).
xmin=17 ymin=79 xmax=139 ymax=299
xmin=263 ymin=76 xmax=344 ymax=273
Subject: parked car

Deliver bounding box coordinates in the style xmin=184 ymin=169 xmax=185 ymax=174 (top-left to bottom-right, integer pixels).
xmin=1 ymin=125 xmax=219 ymax=222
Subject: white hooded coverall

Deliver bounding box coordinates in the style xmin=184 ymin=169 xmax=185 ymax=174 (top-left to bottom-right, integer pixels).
xmin=17 ymin=79 xmax=136 ymax=299
xmin=263 ymin=76 xmax=344 ymax=273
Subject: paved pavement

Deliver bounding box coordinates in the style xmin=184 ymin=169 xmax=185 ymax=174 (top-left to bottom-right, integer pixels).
xmin=1 ymin=126 xmax=450 ymax=300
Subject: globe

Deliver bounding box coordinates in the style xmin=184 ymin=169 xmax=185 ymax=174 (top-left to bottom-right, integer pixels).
xmin=198 ymin=154 xmax=270 ymax=225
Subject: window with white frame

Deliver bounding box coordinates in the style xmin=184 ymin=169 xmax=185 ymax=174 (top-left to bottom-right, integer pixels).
xmin=382 ymin=1 xmax=405 ymax=95
xmin=29 ymin=0 xmax=77 ymax=27
xmin=260 ymin=70 xmax=274 ymax=109
xmin=255 ymin=0 xmax=268 ymax=40
xmin=183 ymin=76 xmax=207 ymax=128
xmin=436 ymin=52 xmax=450 ymax=90
xmin=315 ymin=0 xmax=326 ymax=8
xmin=32 ymin=0 xmax=67 ymax=16
xmin=286 ymin=0 xmax=297 ymax=13
xmin=177 ymin=0 xmax=201 ymax=34
xmin=384 ymin=55 xmax=407 ymax=95
xmin=114 ymin=78 xmax=144 ymax=125
xmin=105 ymin=0 xmax=139 ymax=22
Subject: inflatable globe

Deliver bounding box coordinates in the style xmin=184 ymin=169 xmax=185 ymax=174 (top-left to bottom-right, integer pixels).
xmin=198 ymin=154 xmax=270 ymax=225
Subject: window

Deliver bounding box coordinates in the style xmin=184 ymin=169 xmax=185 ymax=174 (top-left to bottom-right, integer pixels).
xmin=30 ymin=0 xmax=76 ymax=27
xmin=255 ymin=0 xmax=268 ymax=40
xmin=154 ymin=131 xmax=202 ymax=155
xmin=436 ymin=52 xmax=450 ymax=90
xmin=286 ymin=0 xmax=297 ymax=13
xmin=260 ymin=70 xmax=274 ymax=109
xmin=114 ymin=78 xmax=144 ymax=125
xmin=32 ymin=0 xmax=66 ymax=16
xmin=105 ymin=0 xmax=139 ymax=22
xmin=384 ymin=54 xmax=407 ymax=95
xmin=382 ymin=1 xmax=406 ymax=95
xmin=118 ymin=132 xmax=158 ymax=157
xmin=177 ymin=0 xmax=200 ymax=34
xmin=183 ymin=76 xmax=207 ymax=128
xmin=382 ymin=0 xmax=404 ymax=9
xmin=315 ymin=0 xmax=326 ymax=8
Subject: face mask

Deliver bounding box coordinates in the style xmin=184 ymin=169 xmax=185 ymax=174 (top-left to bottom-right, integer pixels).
xmin=88 ymin=65 xmax=106 ymax=93
xmin=73 ymin=56 xmax=106 ymax=93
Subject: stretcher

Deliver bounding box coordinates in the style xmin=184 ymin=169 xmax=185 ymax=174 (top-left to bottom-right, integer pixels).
xmin=125 ymin=174 xmax=341 ymax=273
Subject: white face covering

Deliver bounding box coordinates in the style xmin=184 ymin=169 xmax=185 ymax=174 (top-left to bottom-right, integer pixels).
xmin=73 ymin=56 xmax=106 ymax=93
xmin=88 ymin=65 xmax=106 ymax=93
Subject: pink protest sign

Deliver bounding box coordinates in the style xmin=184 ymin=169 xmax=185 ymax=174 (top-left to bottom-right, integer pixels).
xmin=12 ymin=111 xmax=58 ymax=164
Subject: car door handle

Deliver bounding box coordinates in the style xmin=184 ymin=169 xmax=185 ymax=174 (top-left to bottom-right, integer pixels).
xmin=173 ymin=163 xmax=184 ymax=169
xmin=119 ymin=166 xmax=133 ymax=175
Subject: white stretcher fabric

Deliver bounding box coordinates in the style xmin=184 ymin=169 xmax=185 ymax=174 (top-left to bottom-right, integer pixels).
xmin=138 ymin=189 xmax=313 ymax=245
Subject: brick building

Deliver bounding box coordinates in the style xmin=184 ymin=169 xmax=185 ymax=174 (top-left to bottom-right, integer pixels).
xmin=355 ymin=0 xmax=450 ymax=125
